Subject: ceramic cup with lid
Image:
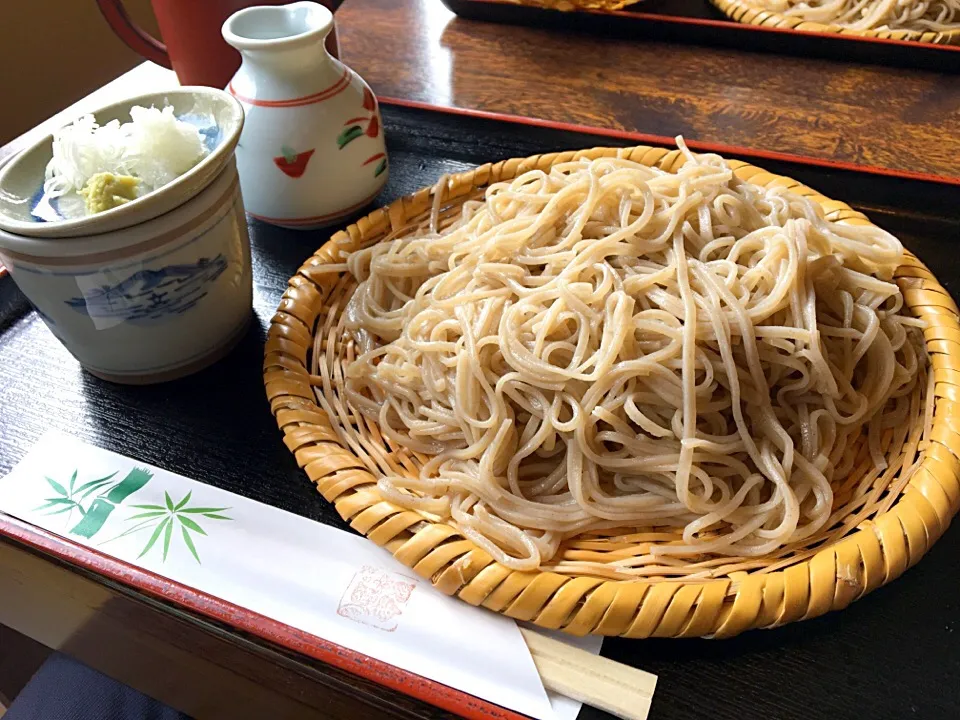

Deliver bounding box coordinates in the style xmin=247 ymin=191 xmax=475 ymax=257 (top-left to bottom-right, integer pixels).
xmin=222 ymin=1 xmax=388 ymax=229
xmin=0 ymin=88 xmax=253 ymax=384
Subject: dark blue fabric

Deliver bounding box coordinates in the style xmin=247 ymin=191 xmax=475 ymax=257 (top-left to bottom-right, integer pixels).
xmin=5 ymin=653 xmax=190 ymax=720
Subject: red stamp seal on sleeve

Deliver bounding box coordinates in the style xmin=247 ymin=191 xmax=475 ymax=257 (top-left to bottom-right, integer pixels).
xmin=336 ymin=565 xmax=418 ymax=632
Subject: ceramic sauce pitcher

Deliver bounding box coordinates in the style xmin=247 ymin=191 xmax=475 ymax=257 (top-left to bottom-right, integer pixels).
xmin=222 ymin=2 xmax=387 ymax=229
xmin=95 ymin=0 xmax=343 ymax=89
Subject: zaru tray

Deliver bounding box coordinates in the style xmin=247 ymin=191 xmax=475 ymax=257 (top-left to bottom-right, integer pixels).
xmin=1 ymin=103 xmax=959 ymax=719
xmin=440 ymin=0 xmax=960 ymax=72
xmin=267 ymin=144 xmax=960 ymax=639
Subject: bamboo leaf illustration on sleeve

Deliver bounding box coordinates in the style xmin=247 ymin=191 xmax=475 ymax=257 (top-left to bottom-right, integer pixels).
xmin=105 ymin=468 xmax=152 ymax=503
xmin=75 ymin=500 xmax=113 ymax=532
xmin=126 ymin=511 xmax=168 ymax=520
xmin=71 ymin=468 xmax=153 ymax=539
xmin=46 ymin=504 xmax=77 ymax=516
xmin=76 ymin=472 xmax=119 ymax=500
xmin=174 ymin=491 xmax=192 ymax=512
xmin=181 ymin=526 xmax=201 ymax=564
xmin=29 ymin=460 xmax=236 ymax=564
xmin=178 ymin=516 xmax=207 ymax=535
xmin=36 ymin=470 xmax=102 ymax=520
xmin=109 ymin=491 xmax=232 ymax=564
xmin=45 ymin=476 xmax=69 ymax=497
xmin=162 ymin=519 xmax=173 ymax=561
xmin=38 ymin=468 xmax=230 ymax=565
xmin=101 ymin=516 xmax=167 ymax=545
xmin=138 ymin=517 xmax=170 ymax=559
xmin=35 ymin=498 xmax=76 ymax=511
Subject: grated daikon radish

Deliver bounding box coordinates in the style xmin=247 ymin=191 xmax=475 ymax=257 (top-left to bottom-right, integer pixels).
xmin=42 ymin=105 xmax=209 ymax=213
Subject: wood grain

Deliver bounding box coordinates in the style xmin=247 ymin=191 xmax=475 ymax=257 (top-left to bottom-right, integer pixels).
xmin=0 ymin=535 xmax=461 ymax=720
xmin=336 ymin=0 xmax=960 ymax=179
xmin=520 ymin=628 xmax=656 ymax=720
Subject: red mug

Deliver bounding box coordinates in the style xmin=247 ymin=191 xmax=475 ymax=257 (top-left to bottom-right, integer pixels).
xmin=95 ymin=0 xmax=339 ymax=89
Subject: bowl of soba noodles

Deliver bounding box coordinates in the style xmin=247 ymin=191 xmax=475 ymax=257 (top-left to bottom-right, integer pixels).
xmin=265 ymin=140 xmax=959 ymax=638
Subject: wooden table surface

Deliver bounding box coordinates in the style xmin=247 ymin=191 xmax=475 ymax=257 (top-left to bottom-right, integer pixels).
xmin=336 ymin=0 xmax=960 ymax=181
xmin=2 ymin=5 xmax=960 ymax=719
xmin=2 ymin=96 xmax=958 ymax=720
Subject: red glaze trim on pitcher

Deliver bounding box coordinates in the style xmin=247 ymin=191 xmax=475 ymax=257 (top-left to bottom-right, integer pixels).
xmin=228 ymin=69 xmax=351 ymax=108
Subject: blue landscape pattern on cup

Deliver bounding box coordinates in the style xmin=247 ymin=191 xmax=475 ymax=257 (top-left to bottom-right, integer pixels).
xmin=65 ymin=254 xmax=228 ymax=324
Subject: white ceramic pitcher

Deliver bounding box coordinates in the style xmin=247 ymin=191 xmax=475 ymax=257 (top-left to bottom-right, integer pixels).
xmin=222 ymin=1 xmax=387 ymax=229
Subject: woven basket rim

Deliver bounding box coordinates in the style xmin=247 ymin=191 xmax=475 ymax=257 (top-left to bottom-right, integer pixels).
xmin=264 ymin=144 xmax=960 ymax=638
xmin=708 ymin=0 xmax=960 ymax=44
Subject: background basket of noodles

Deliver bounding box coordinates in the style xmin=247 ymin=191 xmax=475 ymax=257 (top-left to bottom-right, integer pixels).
xmin=709 ymin=0 xmax=960 ymax=45
xmin=265 ymin=145 xmax=960 ymax=638
xmin=496 ymin=0 xmax=960 ymax=44
xmin=490 ymin=0 xmax=638 ymax=10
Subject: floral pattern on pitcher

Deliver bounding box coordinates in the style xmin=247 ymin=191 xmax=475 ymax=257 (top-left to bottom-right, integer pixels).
xmin=274 ymin=146 xmax=316 ymax=178
xmin=337 ymin=87 xmax=387 ymax=178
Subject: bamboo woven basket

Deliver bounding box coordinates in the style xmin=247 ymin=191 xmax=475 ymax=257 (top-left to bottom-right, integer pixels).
xmin=264 ymin=145 xmax=960 ymax=638
xmin=498 ymin=0 xmax=637 ymax=10
xmin=708 ymin=0 xmax=960 ymax=45
xmin=502 ymin=0 xmax=960 ymax=44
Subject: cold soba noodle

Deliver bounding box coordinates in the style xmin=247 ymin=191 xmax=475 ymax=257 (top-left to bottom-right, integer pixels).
xmin=313 ymin=139 xmax=928 ymax=575
xmin=746 ymin=0 xmax=960 ymax=33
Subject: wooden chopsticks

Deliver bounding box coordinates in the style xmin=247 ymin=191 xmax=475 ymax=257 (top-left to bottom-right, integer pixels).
xmin=520 ymin=627 xmax=657 ymax=720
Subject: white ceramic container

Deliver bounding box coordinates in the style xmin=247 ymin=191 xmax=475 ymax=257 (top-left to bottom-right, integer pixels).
xmin=222 ymin=1 xmax=388 ymax=229
xmin=0 ymin=162 xmax=252 ymax=384
xmin=0 ymin=87 xmax=252 ymax=384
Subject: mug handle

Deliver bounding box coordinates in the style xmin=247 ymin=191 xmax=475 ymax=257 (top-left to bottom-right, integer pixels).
xmin=95 ymin=0 xmax=172 ymax=69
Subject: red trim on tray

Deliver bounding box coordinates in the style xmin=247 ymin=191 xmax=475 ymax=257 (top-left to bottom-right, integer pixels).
xmin=378 ymin=96 xmax=960 ymax=186
xmin=0 ymin=513 xmax=528 ymax=720
xmin=464 ymin=0 xmax=960 ymax=52
xmin=228 ymin=69 xmax=351 ymax=108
